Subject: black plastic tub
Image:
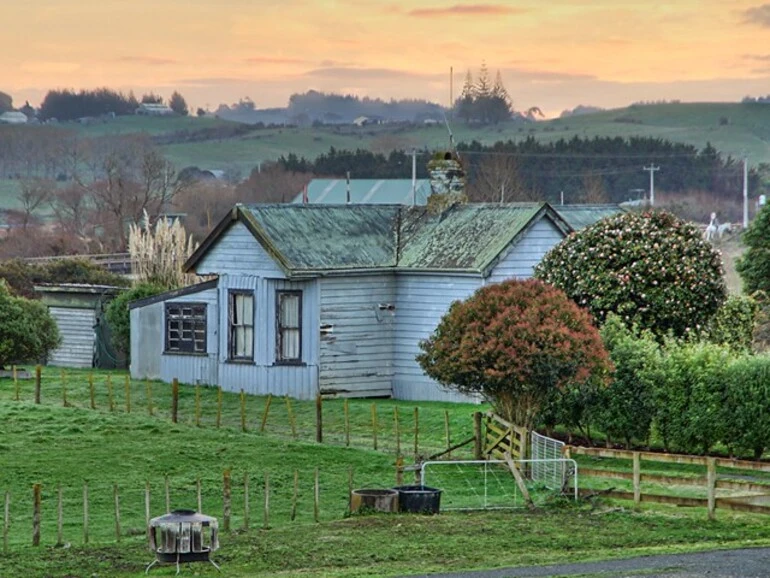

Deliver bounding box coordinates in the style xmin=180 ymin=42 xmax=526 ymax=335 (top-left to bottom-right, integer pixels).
xmin=393 ymin=485 xmax=442 ymax=514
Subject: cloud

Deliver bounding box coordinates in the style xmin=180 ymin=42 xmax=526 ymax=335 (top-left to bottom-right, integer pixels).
xmin=408 ymin=3 xmax=525 ymax=17
xmin=743 ymin=4 xmax=770 ymax=27
xmin=175 ymin=77 xmax=250 ymax=87
xmin=244 ymin=56 xmax=306 ymax=65
xmin=501 ymin=67 xmax=597 ymax=82
xmin=303 ymin=67 xmax=441 ymax=81
xmin=116 ymin=56 xmax=177 ymax=66
xmin=743 ymin=54 xmax=770 ymax=62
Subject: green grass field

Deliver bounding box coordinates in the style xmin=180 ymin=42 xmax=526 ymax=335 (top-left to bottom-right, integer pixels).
xmin=4 ymin=368 xmax=770 ymax=576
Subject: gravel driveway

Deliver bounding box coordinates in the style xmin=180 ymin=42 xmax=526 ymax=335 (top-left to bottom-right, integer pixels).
xmin=403 ymin=547 xmax=770 ymax=578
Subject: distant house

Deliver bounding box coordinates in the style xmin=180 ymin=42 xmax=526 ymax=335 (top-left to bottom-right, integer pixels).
xmin=0 ymin=111 xmax=28 ymax=125
xmin=353 ymin=116 xmax=370 ymax=127
xmin=136 ymin=103 xmax=175 ymax=116
xmin=293 ymin=179 xmax=432 ymax=205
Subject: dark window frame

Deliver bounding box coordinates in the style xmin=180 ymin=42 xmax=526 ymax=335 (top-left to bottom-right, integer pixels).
xmin=228 ymin=289 xmax=255 ymax=362
xmin=164 ymin=302 xmax=207 ymax=355
xmin=276 ymin=290 xmax=303 ymax=365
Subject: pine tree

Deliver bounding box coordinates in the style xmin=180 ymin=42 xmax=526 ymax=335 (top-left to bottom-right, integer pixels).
xmin=489 ymin=70 xmax=512 ymax=124
xmin=455 ymin=70 xmax=475 ymax=124
xmin=474 ymin=62 xmax=492 ymax=123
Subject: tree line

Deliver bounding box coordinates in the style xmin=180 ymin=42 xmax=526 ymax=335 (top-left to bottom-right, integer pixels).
xmin=35 ymin=88 xmax=189 ymax=121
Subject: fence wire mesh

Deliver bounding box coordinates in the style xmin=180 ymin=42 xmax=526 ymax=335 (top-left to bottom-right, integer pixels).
xmin=530 ymin=431 xmax=567 ymax=490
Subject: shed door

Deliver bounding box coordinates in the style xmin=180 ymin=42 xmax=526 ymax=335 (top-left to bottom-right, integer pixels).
xmin=48 ymin=307 xmax=96 ymax=368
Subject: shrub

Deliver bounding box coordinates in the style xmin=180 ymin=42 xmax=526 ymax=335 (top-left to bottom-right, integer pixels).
xmin=535 ymin=210 xmax=727 ymax=339
xmin=737 ymin=204 xmax=770 ymax=294
xmin=703 ymin=294 xmax=758 ymax=352
xmin=0 ymin=258 xmax=128 ymax=299
xmin=654 ymin=340 xmax=736 ymax=454
xmin=596 ymin=315 xmax=663 ymax=448
xmin=723 ymin=355 xmax=770 ymax=459
xmin=416 ymin=279 xmax=612 ymax=429
xmin=105 ymin=283 xmax=167 ymax=356
xmin=0 ymin=281 xmax=60 ymax=368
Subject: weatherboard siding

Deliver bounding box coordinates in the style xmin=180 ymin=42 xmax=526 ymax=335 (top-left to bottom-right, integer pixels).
xmin=487 ymin=218 xmax=564 ymax=283
xmin=319 ymin=275 xmax=395 ymax=397
xmin=392 ymin=274 xmax=482 ymax=402
xmin=194 ymin=221 xmax=286 ymax=278
xmin=159 ymin=287 xmax=219 ymax=386
xmin=216 ymin=274 xmax=319 ymax=399
xmin=47 ymin=307 xmax=96 ymax=368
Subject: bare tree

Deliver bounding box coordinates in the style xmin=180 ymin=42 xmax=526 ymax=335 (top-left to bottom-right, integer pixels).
xmin=578 ymin=172 xmax=608 ymax=203
xmin=17 ymin=178 xmax=54 ymax=229
xmin=235 ymin=162 xmax=313 ymax=204
xmin=468 ymin=154 xmax=537 ymax=203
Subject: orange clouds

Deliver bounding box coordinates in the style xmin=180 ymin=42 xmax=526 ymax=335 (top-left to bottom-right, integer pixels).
xmin=408 ymin=3 xmax=525 ymax=17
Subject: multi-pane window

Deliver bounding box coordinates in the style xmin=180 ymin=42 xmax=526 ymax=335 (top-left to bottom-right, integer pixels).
xmin=276 ymin=291 xmax=302 ymax=363
xmin=165 ymin=303 xmax=206 ymax=354
xmin=228 ymin=291 xmax=254 ymax=361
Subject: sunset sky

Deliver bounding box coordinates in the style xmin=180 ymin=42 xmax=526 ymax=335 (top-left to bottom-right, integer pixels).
xmin=4 ymin=0 xmax=770 ymax=117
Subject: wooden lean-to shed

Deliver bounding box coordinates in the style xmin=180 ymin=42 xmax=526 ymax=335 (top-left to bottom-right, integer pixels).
xmin=35 ymin=283 xmax=126 ymax=369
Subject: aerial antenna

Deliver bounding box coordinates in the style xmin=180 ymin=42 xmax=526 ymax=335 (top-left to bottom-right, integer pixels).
xmin=442 ymin=110 xmax=458 ymax=161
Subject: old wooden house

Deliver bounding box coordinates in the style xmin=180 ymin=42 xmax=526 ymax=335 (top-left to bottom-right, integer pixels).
xmin=128 ymin=200 xmax=586 ymax=401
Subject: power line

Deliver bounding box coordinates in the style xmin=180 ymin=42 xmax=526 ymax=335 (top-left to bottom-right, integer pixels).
xmin=453 ymin=150 xmax=714 ymax=160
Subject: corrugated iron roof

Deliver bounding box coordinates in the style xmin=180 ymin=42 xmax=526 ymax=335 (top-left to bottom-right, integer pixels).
xmin=397 ymin=204 xmax=551 ymax=271
xmin=241 ymin=204 xmax=400 ymax=271
xmin=187 ymin=202 xmax=572 ymax=276
xmin=555 ymin=204 xmax=626 ymax=230
xmin=293 ymin=179 xmax=431 ymax=205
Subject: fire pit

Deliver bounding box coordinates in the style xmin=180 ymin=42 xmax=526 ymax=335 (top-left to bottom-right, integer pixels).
xmin=146 ymin=509 xmax=220 ymax=574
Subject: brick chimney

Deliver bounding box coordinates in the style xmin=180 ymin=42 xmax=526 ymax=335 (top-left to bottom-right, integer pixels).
xmin=427 ymin=151 xmax=467 ymax=214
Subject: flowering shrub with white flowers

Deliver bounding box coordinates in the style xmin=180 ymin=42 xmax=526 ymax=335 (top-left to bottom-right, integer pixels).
xmin=534 ymin=210 xmax=727 ymax=338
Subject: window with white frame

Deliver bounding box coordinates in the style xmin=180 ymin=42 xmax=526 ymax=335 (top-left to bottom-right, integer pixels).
xmin=165 ymin=303 xmax=206 ymax=354
xmin=228 ymin=291 xmax=254 ymax=361
xmin=276 ymin=290 xmax=302 ymax=363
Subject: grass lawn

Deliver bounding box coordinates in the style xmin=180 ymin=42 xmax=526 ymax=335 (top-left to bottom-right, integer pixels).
xmin=3 ymin=369 xmax=770 ymax=576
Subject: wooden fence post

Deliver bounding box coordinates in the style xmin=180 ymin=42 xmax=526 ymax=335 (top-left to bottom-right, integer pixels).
xmin=171 ymin=379 xmax=179 ymax=424
xmin=395 ymin=456 xmax=404 ymax=486
xmin=88 ymin=374 xmax=95 ymax=410
xmin=371 ymin=403 xmax=378 ymax=451
xmin=61 ymin=369 xmax=67 ymax=407
xmin=286 ymin=396 xmax=297 ymax=439
xmin=314 ymin=468 xmax=320 ymax=523
xmin=633 ymin=452 xmax=641 ymax=508
xmin=347 ymin=467 xmax=354 ymax=512
xmin=164 ymin=475 xmax=170 ymax=513
xmin=57 ymin=485 xmax=63 ymax=546
xmin=216 ymin=386 xmax=222 ymax=428
xmin=4 ymin=491 xmax=10 ymax=554
xmin=444 ymin=410 xmax=451 ymax=458
xmin=707 ymin=458 xmax=717 ymax=520
xmin=124 ymin=375 xmax=131 ymax=414
xmin=291 ymin=470 xmax=299 ymax=521
xmin=240 ymin=389 xmax=246 ymax=432
xmin=83 ymin=482 xmax=89 ymax=545
xmin=114 ymin=484 xmax=121 ymax=542
xmin=145 ymin=481 xmax=151 ymax=541
xmin=243 ymin=473 xmax=250 ymax=530
xmin=394 ymin=407 xmax=401 ymax=456
xmin=197 ymin=479 xmax=202 ymax=513
xmin=223 ymin=470 xmax=231 ymax=532
xmin=315 ymin=394 xmax=323 ymax=443
xmin=473 ymin=412 xmax=483 ymax=460
xmin=107 ymin=375 xmax=114 ymax=412
xmin=260 ymin=394 xmax=273 ymax=433
xmin=34 ymin=366 xmax=41 ymax=405
xmin=146 ymin=380 xmax=153 ymax=416
xmin=195 ymin=384 xmax=201 ymax=427
xmin=263 ymin=472 xmax=270 ymax=530
xmin=413 ymin=407 xmax=419 ymax=459
xmin=13 ymin=365 xmax=19 ymax=401
xmin=343 ymin=399 xmax=350 ymax=447
xmin=32 ymin=483 xmax=41 ymax=546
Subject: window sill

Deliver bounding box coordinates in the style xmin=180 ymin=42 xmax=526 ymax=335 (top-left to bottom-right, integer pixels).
xmin=273 ymin=361 xmax=306 ymax=367
xmin=226 ymin=358 xmax=256 ymax=365
xmin=163 ymin=351 xmax=208 ymax=357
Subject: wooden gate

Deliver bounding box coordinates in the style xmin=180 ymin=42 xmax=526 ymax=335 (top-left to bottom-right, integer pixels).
xmin=483 ymin=411 xmax=528 ymax=460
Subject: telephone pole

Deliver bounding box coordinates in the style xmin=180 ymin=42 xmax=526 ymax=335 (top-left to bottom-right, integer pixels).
xmin=643 ymin=165 xmax=660 ymax=206
xmin=743 ymin=157 xmax=749 ymax=228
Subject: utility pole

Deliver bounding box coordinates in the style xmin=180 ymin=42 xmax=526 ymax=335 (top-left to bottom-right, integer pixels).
xmin=346 ymin=171 xmax=351 ymax=204
xmin=500 ymin=183 xmax=505 ymax=204
xmin=743 ymin=157 xmax=749 ymax=228
xmin=411 ymin=149 xmax=417 ymax=206
xmin=643 ymin=165 xmax=660 ymax=206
